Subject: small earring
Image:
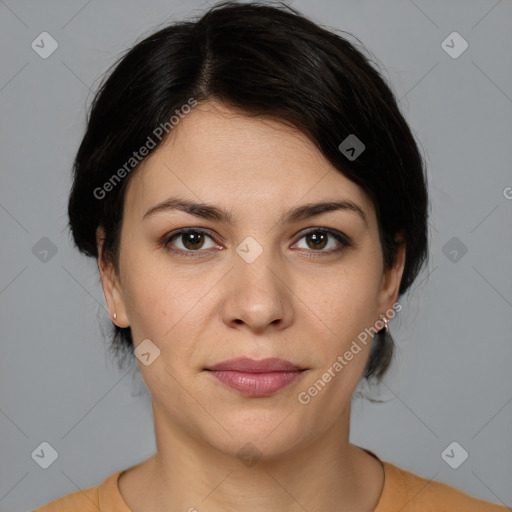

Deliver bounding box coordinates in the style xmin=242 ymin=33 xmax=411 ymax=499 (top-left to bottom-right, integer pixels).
xmin=113 ymin=313 xmax=117 ymax=320
xmin=380 ymin=314 xmax=388 ymax=332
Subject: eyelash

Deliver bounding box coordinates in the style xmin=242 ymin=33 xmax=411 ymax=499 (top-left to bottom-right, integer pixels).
xmin=161 ymin=227 xmax=351 ymax=258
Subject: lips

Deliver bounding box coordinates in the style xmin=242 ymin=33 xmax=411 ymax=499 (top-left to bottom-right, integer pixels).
xmin=205 ymin=357 xmax=307 ymax=396
xmin=206 ymin=357 xmax=305 ymax=372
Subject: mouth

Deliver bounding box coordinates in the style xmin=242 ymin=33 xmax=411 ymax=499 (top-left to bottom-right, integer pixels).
xmin=204 ymin=357 xmax=307 ymax=397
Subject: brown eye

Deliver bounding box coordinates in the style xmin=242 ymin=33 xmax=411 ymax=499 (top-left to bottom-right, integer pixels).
xmin=164 ymin=229 xmax=217 ymax=253
xmin=294 ymin=228 xmax=350 ymax=254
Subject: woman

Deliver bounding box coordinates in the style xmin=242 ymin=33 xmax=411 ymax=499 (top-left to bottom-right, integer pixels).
xmin=33 ymin=2 xmax=508 ymax=510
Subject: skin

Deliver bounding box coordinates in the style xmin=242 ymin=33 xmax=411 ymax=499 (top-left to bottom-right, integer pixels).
xmin=96 ymin=100 xmax=406 ymax=512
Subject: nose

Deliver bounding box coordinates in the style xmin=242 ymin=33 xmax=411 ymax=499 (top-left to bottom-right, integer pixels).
xmin=221 ymin=244 xmax=294 ymax=333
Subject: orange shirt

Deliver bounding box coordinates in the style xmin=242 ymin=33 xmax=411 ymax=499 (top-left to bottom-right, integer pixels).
xmin=32 ymin=452 xmax=509 ymax=511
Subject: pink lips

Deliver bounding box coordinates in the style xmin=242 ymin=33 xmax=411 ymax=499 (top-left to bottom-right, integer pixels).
xmin=205 ymin=357 xmax=306 ymax=397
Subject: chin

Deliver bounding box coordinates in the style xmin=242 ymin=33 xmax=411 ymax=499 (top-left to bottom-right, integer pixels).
xmin=197 ymin=408 xmax=316 ymax=464
xmin=209 ymin=432 xmax=303 ymax=466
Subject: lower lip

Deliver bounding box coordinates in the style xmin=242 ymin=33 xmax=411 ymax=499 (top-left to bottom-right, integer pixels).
xmin=207 ymin=370 xmax=305 ymax=396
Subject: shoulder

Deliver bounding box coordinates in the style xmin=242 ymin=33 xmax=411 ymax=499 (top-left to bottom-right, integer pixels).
xmin=379 ymin=460 xmax=510 ymax=511
xmin=31 ymin=486 xmax=99 ymax=512
xmin=31 ymin=470 xmax=124 ymax=512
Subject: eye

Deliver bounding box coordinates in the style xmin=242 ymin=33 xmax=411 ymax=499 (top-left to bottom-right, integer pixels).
xmin=163 ymin=228 xmax=219 ymax=255
xmin=293 ymin=228 xmax=350 ymax=255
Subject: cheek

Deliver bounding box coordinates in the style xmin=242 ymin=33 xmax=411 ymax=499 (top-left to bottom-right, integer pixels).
xmin=120 ymin=252 xmax=214 ymax=355
xmin=296 ymin=266 xmax=381 ymax=415
xmin=310 ymin=260 xmax=383 ymax=336
xmin=120 ymin=265 xmax=206 ymax=402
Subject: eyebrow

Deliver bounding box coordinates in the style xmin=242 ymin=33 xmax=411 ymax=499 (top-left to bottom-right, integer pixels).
xmin=142 ymin=197 xmax=368 ymax=228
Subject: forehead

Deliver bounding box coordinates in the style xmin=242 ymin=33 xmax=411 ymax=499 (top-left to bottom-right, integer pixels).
xmin=123 ymin=101 xmax=374 ymax=223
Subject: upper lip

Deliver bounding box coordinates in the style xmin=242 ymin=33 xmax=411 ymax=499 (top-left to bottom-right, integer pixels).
xmin=206 ymin=357 xmax=305 ymax=372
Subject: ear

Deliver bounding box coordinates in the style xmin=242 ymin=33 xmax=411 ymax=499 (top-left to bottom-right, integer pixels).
xmin=96 ymin=226 xmax=130 ymax=327
xmin=376 ymin=231 xmax=406 ymax=319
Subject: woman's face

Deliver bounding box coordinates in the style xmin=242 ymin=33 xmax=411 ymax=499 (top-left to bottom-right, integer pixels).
xmin=97 ymin=100 xmax=404 ymax=459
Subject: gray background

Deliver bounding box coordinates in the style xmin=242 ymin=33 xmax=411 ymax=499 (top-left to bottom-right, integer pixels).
xmin=1 ymin=0 xmax=511 ymax=510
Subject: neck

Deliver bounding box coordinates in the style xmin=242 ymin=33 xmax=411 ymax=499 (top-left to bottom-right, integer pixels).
xmin=121 ymin=403 xmax=383 ymax=512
